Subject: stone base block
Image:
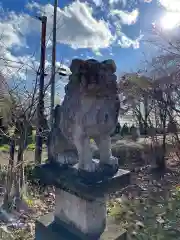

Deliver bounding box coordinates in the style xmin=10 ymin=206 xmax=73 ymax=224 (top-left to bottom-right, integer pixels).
xmin=35 ymin=212 xmax=127 ymax=240
xmin=55 ymin=188 xmax=106 ymax=238
xmin=33 ymin=162 xmax=131 ymax=200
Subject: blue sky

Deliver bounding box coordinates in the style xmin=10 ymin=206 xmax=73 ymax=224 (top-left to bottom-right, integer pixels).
xmin=0 ymin=0 xmax=179 ymax=100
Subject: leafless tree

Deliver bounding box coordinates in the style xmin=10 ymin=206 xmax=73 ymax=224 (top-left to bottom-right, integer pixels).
xmin=0 ymin=66 xmax=52 ymax=210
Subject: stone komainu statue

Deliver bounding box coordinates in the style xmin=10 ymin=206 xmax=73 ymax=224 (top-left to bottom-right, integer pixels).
xmin=48 ymin=58 xmax=120 ymax=172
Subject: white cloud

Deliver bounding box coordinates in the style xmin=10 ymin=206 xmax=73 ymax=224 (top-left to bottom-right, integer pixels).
xmin=0 ymin=0 xmax=140 ymax=56
xmin=160 ymin=12 xmax=180 ymax=30
xmin=92 ymin=0 xmax=103 ymax=7
xmin=64 ymin=59 xmax=70 ymax=64
xmin=26 ymin=1 xmax=41 ymax=11
xmin=113 ymin=21 xmax=122 ymax=37
xmin=159 ymin=0 xmax=180 ymax=12
xmin=109 ymin=0 xmax=126 ymax=7
xmin=108 ymin=47 xmax=114 ymax=56
xmin=108 ymin=8 xmax=141 ymax=48
xmin=0 ymin=22 xmax=24 ymax=49
xmin=118 ymin=35 xmax=143 ymax=49
xmin=46 ymin=40 xmax=53 ymax=48
xmin=28 ymin=1 xmax=115 ymax=49
xmin=86 ymin=55 xmax=94 ymax=59
xmin=0 ymin=0 xmax=141 ymax=86
xmin=0 ymin=51 xmax=39 ymax=84
xmin=0 ymin=51 xmax=40 ymax=84
xmin=110 ymin=9 xmax=139 ymax=25
xmin=92 ymin=48 xmax=102 ymax=56
xmin=0 ymin=9 xmax=38 ymax=52
xmin=0 ymin=7 xmax=41 ymax=82
xmin=0 ymin=6 xmax=70 ymax=85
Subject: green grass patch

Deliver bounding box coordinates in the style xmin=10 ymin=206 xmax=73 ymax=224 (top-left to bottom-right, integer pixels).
xmin=0 ymin=144 xmax=10 ymax=152
xmin=27 ymin=143 xmax=36 ymax=151
xmin=27 ymin=143 xmax=46 ymax=151
xmin=0 ymin=143 xmax=46 ymax=152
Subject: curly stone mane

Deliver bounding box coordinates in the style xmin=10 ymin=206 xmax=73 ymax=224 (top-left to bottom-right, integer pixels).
xmin=60 ymin=59 xmax=119 ymax=139
xmin=65 ymin=59 xmax=118 ymax=97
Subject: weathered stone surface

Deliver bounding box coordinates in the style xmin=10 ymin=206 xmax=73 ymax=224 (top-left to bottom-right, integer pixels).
xmin=35 ymin=58 xmax=129 ymax=240
xmin=100 ymin=217 xmax=127 ymax=240
xmin=55 ymin=189 xmax=106 ymax=238
xmin=35 ymin=212 xmax=127 ymax=240
xmin=34 ymin=160 xmax=130 ymax=240
xmin=33 ymin=162 xmax=131 ymax=200
xmin=48 ymin=58 xmax=120 ymax=173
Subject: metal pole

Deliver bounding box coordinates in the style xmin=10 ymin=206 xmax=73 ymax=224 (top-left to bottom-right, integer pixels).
xmin=35 ymin=16 xmax=47 ymax=165
xmin=50 ymin=0 xmax=58 ymax=129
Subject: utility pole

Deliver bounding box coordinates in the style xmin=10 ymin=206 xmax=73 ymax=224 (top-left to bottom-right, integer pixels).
xmin=35 ymin=16 xmax=47 ymax=165
xmin=50 ymin=0 xmax=58 ymax=129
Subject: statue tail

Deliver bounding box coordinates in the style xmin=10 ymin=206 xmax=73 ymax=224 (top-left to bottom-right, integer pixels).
xmin=47 ymin=104 xmax=77 ymax=163
xmin=54 ymin=104 xmax=61 ymax=127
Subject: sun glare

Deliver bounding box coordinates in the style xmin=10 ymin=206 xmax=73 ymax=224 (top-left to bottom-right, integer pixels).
xmin=159 ymin=0 xmax=180 ymax=12
xmin=160 ymin=12 xmax=180 ymax=30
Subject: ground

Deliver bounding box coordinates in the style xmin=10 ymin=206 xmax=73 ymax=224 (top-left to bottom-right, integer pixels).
xmin=0 ymin=146 xmax=47 ymax=165
xmin=0 ymin=134 xmax=180 ymax=239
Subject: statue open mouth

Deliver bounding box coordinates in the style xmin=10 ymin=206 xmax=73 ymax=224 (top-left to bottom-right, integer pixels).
xmin=78 ymin=59 xmax=101 ymax=87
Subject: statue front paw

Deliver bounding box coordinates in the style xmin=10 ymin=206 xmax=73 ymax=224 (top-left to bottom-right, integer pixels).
xmin=78 ymin=160 xmax=98 ymax=172
xmin=99 ymin=156 xmax=119 ymax=177
xmin=56 ymin=152 xmax=78 ymax=166
xmin=110 ymin=156 xmax=118 ymax=166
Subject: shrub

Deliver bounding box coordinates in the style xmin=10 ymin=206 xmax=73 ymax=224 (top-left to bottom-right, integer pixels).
xmin=109 ymin=187 xmax=180 ymax=239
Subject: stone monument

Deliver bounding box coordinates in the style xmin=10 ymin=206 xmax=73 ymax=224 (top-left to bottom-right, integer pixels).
xmin=35 ymin=59 xmax=131 ymax=240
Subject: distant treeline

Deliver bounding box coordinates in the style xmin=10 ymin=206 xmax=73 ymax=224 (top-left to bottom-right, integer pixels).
xmin=112 ymin=121 xmax=178 ymax=137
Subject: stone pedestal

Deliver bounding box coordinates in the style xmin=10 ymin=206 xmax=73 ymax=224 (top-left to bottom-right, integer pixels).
xmin=55 ymin=189 xmax=106 ymax=238
xmin=34 ymin=162 xmax=130 ymax=240
xmin=35 ymin=212 xmax=127 ymax=240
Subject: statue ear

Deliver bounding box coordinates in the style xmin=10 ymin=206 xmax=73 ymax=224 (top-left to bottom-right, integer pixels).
xmin=101 ymin=59 xmax=116 ymax=74
xmin=86 ymin=59 xmax=99 ymax=64
xmin=70 ymin=59 xmax=85 ymax=74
